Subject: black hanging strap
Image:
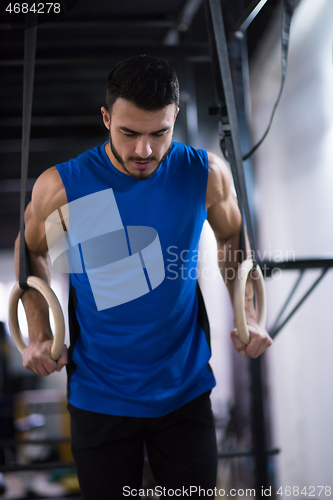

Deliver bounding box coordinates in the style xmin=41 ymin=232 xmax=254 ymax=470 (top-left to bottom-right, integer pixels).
xmin=243 ymin=0 xmax=296 ymax=161
xmin=18 ymin=17 xmax=38 ymax=290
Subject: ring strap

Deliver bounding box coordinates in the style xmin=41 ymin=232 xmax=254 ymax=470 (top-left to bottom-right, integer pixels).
xmin=206 ymin=0 xmax=256 ymax=261
xmin=19 ymin=17 xmax=38 ymax=290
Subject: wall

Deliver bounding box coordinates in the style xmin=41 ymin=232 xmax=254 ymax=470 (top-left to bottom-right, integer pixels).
xmin=250 ymin=0 xmax=333 ymax=489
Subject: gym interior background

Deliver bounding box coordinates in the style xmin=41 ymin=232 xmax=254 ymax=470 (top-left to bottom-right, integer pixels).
xmin=0 ymin=0 xmax=333 ymax=497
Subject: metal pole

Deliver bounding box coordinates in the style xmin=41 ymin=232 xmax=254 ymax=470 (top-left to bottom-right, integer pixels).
xmin=230 ymin=26 xmax=271 ymax=498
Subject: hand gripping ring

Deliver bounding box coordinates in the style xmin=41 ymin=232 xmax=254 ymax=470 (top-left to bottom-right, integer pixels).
xmin=233 ymin=259 xmax=267 ymax=346
xmin=8 ymin=277 xmax=65 ymax=361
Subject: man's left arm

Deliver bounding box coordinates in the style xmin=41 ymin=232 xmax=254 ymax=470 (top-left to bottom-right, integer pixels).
xmin=206 ymin=151 xmax=272 ymax=358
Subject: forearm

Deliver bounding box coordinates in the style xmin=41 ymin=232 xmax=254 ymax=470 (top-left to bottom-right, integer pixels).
xmin=14 ymin=233 xmax=53 ymax=342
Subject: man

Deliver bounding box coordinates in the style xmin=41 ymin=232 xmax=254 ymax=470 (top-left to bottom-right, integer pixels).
xmin=15 ymin=55 xmax=272 ymax=498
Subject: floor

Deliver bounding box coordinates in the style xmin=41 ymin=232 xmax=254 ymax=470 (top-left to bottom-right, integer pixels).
xmin=0 ymin=472 xmax=81 ymax=500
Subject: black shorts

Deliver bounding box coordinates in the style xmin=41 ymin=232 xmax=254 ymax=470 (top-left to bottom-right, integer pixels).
xmin=68 ymin=391 xmax=218 ymax=499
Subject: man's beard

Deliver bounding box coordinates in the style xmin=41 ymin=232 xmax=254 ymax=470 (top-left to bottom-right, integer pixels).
xmin=109 ymin=132 xmax=172 ymax=181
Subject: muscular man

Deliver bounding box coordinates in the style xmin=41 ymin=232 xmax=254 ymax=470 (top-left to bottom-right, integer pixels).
xmin=15 ymin=55 xmax=272 ymax=499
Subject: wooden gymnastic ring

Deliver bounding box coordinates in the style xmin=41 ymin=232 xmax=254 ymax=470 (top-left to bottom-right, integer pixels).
xmin=233 ymin=259 xmax=267 ymax=345
xmin=8 ymin=276 xmax=65 ymax=361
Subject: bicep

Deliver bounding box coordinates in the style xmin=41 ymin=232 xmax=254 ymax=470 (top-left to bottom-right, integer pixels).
xmin=24 ymin=167 xmax=67 ymax=254
xmin=206 ymin=152 xmax=242 ymax=242
xmin=24 ymin=201 xmax=48 ymax=254
xmin=207 ymin=192 xmax=241 ymax=242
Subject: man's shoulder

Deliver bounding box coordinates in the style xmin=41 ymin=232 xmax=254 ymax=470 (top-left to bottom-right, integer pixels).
xmin=31 ymin=167 xmax=67 ymax=222
xmin=30 ymin=144 xmax=107 ymax=223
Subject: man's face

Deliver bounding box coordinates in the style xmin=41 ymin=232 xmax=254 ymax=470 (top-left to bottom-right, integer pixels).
xmin=101 ymin=98 xmax=179 ymax=180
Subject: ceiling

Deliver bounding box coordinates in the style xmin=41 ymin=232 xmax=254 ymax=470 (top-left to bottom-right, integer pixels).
xmin=0 ymin=0 xmax=281 ymax=249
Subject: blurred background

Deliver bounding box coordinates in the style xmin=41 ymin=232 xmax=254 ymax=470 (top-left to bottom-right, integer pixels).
xmin=0 ymin=0 xmax=333 ymax=497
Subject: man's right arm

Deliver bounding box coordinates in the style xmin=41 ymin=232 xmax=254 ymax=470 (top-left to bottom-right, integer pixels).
xmin=14 ymin=167 xmax=68 ymax=376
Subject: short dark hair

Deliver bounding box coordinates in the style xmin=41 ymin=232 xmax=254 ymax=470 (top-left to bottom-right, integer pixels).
xmin=106 ymin=55 xmax=179 ymax=113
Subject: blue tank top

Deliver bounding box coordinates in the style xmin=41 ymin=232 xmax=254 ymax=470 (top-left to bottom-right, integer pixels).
xmin=55 ymin=141 xmax=216 ymax=417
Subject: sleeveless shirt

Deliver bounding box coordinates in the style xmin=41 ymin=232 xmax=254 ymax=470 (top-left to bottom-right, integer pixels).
xmin=55 ymin=141 xmax=216 ymax=417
